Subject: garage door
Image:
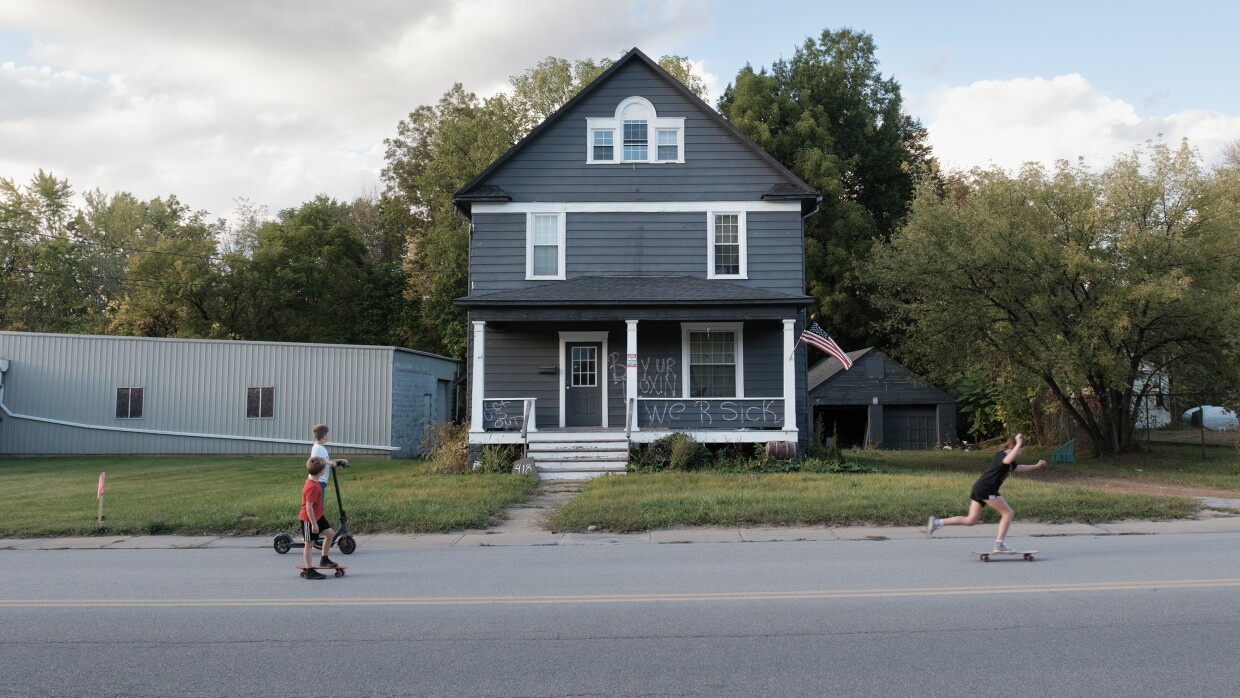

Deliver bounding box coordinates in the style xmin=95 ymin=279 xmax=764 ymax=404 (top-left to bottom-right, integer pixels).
xmin=883 ymin=406 xmax=937 ymax=450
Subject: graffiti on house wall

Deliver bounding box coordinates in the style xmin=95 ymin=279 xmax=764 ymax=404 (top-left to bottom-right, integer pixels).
xmin=639 ymin=358 xmax=679 ymax=397
xmin=641 ymin=399 xmax=782 ymax=428
xmin=483 ymin=400 xmax=525 ymax=431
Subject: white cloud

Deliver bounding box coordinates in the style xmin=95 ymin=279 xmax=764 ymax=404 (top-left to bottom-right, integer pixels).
xmin=916 ymin=74 xmax=1240 ymax=173
xmin=0 ymin=0 xmax=712 ymax=218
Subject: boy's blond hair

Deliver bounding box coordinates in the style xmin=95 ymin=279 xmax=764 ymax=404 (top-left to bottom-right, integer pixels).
xmin=312 ymin=424 xmax=329 ymax=440
xmin=307 ymin=456 xmax=327 ymax=476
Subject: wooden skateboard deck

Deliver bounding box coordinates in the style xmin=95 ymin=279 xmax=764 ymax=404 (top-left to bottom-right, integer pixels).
xmin=971 ymin=550 xmax=1037 ymax=562
xmin=296 ymin=565 xmax=347 ymax=578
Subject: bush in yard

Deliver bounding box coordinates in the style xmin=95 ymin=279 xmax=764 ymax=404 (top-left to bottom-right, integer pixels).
xmin=479 ymin=445 xmax=523 ymax=474
xmin=423 ymin=421 xmax=470 ymax=473
xmin=628 ymin=432 xmax=711 ymax=472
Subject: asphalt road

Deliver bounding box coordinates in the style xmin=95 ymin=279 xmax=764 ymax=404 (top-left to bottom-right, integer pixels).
xmin=4 ymin=533 xmax=1240 ymax=697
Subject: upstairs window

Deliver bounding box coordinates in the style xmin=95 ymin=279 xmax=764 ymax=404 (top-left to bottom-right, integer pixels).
xmin=657 ymin=129 xmax=678 ymax=160
xmin=527 ymin=212 xmax=565 ymax=280
xmin=623 ymin=120 xmax=648 ymax=161
xmin=592 ymin=130 xmax=614 ymax=161
xmin=115 ymin=387 xmax=144 ymax=419
xmin=707 ymin=212 xmax=747 ymax=279
xmin=586 ymin=96 xmax=684 ymax=164
xmin=247 ymin=386 xmax=275 ymax=419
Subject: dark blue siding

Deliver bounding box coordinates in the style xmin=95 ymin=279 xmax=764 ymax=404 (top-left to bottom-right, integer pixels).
xmin=480 ymin=60 xmax=791 ymax=202
xmin=470 ymin=210 xmax=804 ymax=296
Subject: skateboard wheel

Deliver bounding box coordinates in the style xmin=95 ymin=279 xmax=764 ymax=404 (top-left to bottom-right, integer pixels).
xmin=299 ymin=570 xmax=306 ymax=578
xmin=980 ymin=555 xmax=990 ymax=562
xmin=1024 ymin=554 xmax=1034 ymax=561
xmin=334 ymin=568 xmax=345 ymax=577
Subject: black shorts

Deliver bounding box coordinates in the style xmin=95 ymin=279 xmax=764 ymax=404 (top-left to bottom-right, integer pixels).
xmin=970 ymin=488 xmax=1002 ymax=505
xmin=302 ymin=517 xmax=332 ymax=538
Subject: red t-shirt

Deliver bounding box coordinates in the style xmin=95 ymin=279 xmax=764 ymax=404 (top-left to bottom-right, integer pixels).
xmin=298 ymin=478 xmax=321 ymax=522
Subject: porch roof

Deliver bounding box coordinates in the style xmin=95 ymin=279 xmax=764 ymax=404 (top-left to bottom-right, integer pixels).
xmin=455 ymin=276 xmax=814 ymax=308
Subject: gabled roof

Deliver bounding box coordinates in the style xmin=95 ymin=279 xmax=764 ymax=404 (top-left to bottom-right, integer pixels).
xmin=452 ymin=47 xmax=819 ymax=217
xmin=809 ymin=348 xmax=875 ymax=389
xmin=456 ymin=275 xmax=813 ymax=308
xmin=809 ymin=348 xmax=955 ymax=405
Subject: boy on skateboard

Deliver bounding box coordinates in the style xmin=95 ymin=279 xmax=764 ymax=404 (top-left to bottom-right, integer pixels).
xmin=925 ymin=433 xmax=1046 ymax=552
xmin=299 ymin=457 xmax=340 ymax=579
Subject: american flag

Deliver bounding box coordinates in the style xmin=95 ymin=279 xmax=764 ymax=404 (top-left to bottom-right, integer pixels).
xmin=800 ymin=322 xmax=852 ymax=370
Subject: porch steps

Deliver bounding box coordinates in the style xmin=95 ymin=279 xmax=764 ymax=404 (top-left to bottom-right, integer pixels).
xmin=525 ymin=433 xmax=630 ymax=480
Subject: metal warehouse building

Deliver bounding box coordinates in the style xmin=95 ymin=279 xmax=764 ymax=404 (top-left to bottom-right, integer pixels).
xmin=0 ymin=332 xmax=457 ymax=458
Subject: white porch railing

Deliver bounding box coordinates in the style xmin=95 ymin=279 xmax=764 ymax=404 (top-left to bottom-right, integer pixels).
xmin=481 ymin=398 xmax=537 ymax=433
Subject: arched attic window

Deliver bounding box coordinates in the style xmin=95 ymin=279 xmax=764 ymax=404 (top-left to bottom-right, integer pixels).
xmin=585 ymin=96 xmax=685 ymax=164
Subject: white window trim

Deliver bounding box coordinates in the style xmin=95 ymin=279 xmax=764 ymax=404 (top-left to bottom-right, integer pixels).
xmin=681 ymin=323 xmax=745 ymax=399
xmin=526 ymin=211 xmax=566 ymax=280
xmin=586 ymin=96 xmax=685 ymax=164
xmin=706 ymin=211 xmax=747 ymax=279
xmin=475 ymin=201 xmax=799 ymax=214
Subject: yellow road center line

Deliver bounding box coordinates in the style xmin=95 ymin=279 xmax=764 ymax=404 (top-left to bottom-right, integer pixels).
xmin=5 ymin=578 xmax=1240 ymax=608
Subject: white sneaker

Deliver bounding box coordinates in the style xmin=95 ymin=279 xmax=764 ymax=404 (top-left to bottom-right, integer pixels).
xmin=993 ymin=542 xmax=1013 ymax=553
xmin=926 ymin=516 xmax=942 ymax=538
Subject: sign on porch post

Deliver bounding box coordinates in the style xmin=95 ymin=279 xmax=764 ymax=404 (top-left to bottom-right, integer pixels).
xmin=97 ymin=471 xmax=106 ymax=523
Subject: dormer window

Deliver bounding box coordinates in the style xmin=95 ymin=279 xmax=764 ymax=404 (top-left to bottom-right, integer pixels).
xmin=586 ymin=96 xmax=684 ymax=164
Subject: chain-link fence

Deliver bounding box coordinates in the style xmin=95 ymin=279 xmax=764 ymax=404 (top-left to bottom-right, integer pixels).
xmin=1133 ymin=392 xmax=1238 ymax=458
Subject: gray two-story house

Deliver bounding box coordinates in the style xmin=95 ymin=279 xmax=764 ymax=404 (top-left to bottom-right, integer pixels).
xmin=453 ymin=48 xmax=819 ymax=478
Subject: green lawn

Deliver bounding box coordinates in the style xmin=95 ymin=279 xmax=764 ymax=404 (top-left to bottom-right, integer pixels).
xmin=0 ymin=456 xmax=538 ymax=537
xmin=549 ymin=444 xmax=1238 ymax=533
xmin=855 ymin=444 xmax=1240 ymax=492
xmin=4 ymin=445 xmax=1235 ymax=538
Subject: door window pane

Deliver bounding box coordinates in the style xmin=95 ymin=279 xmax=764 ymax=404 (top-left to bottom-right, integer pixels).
xmin=571 ymin=346 xmax=597 ymax=387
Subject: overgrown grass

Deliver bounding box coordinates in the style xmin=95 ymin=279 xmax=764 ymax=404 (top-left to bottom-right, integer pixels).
xmin=0 ymin=456 xmax=538 ymax=537
xmin=854 ymin=444 xmax=1240 ymax=492
xmin=549 ymin=470 xmax=1197 ymax=533
xmin=549 ymin=440 xmax=1239 ymax=533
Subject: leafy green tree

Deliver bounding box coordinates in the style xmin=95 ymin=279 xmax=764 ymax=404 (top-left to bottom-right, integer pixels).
xmin=107 ymin=196 xmax=230 ymax=338
xmin=872 ymin=140 xmax=1240 ymax=455
xmin=384 ymin=53 xmax=707 ymax=359
xmin=718 ymin=28 xmax=934 ymax=348
xmin=0 ymin=171 xmax=107 ymax=332
xmin=225 ymin=195 xmax=406 ymax=345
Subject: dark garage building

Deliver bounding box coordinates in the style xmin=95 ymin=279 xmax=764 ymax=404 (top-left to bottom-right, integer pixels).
xmin=808 ymin=348 xmax=957 ymax=450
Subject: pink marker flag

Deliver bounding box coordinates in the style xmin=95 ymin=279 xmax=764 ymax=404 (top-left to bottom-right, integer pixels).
xmin=97 ymin=472 xmax=106 ymax=500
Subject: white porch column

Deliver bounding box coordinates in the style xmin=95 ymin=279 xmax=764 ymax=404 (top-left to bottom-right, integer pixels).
xmin=782 ymin=319 xmax=798 ymax=435
xmin=626 ymin=319 xmax=639 ymax=433
xmin=469 ymin=320 xmax=486 ymax=434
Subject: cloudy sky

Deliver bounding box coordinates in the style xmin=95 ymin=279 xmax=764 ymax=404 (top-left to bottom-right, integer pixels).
xmin=2 ymin=0 xmax=1238 ymax=220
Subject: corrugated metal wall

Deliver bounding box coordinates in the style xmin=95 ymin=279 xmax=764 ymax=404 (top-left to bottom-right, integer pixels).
xmin=0 ymin=332 xmax=438 ymax=456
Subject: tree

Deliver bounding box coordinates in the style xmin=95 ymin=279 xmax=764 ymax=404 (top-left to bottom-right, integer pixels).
xmin=718 ymin=28 xmax=934 ymax=348
xmin=107 ymin=196 xmax=230 ymax=338
xmin=872 ymin=140 xmax=1240 ymax=455
xmin=0 ymin=171 xmax=107 ymax=333
xmin=383 ymin=53 xmax=708 ymax=359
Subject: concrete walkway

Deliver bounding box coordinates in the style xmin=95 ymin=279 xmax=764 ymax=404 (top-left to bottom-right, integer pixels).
xmin=4 ymin=496 xmax=1239 ymax=552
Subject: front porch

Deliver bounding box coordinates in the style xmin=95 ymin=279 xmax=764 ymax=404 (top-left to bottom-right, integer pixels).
xmin=456 ymin=276 xmax=813 ymax=478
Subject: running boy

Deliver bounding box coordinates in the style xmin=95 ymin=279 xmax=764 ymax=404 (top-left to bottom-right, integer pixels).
xmin=299 ymin=456 xmax=339 ymax=579
xmin=925 ymin=433 xmax=1047 ymax=552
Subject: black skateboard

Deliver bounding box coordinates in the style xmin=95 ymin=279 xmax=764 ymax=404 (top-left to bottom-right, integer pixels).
xmin=971 ymin=550 xmax=1037 ymax=562
xmin=296 ymin=565 xmax=347 ymax=578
